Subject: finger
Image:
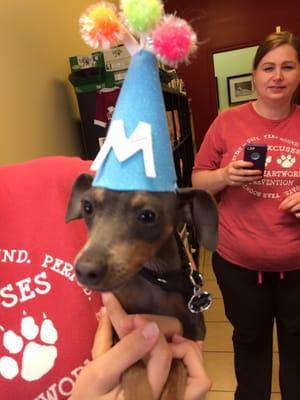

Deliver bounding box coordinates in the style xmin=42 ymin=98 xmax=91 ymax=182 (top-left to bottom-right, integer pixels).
xmin=171 ymin=340 xmax=206 ymax=378
xmin=229 ymin=177 xmax=262 ymax=187
xmin=235 ymin=168 xmax=262 ymax=176
xmin=170 ymin=340 xmax=211 ymax=400
xmin=133 ymin=317 xmax=172 ymax=399
xmin=232 ymin=160 xmax=254 ymax=169
xmin=172 ymin=335 xmax=203 ymax=358
xmin=102 ymin=292 xmax=128 ymax=338
xmin=133 ymin=314 xmax=183 ymax=339
xmin=96 ymin=322 xmax=160 ymax=394
xmin=92 ymin=307 xmax=113 ymax=359
xmin=103 ymin=293 xmax=183 ymax=339
xmin=279 ymin=200 xmax=299 ymax=212
xmin=279 ymin=197 xmax=294 ymax=210
xmin=290 ymin=204 xmax=300 ymax=213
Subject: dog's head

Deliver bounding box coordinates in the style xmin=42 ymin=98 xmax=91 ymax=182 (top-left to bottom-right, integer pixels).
xmin=66 ymin=173 xmax=218 ymax=291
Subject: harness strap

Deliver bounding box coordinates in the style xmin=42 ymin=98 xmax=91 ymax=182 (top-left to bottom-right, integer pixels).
xmin=138 ymin=230 xmax=212 ymax=313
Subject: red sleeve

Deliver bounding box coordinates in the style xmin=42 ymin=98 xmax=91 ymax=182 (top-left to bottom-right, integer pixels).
xmin=193 ymin=114 xmax=225 ymax=171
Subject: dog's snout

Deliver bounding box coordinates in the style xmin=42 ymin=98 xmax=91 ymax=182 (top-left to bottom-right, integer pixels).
xmin=75 ymin=259 xmax=107 ymax=287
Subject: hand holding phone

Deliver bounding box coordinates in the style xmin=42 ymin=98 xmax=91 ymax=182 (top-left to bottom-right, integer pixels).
xmin=244 ymin=144 xmax=268 ymax=174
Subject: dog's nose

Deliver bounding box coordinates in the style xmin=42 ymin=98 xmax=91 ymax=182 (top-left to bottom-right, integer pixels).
xmin=75 ymin=259 xmax=107 ymax=286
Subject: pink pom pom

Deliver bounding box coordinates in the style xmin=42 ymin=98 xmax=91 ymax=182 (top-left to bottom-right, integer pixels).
xmin=152 ymin=15 xmax=197 ymax=67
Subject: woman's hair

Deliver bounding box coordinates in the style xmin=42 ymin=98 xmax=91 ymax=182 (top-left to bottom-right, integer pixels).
xmin=253 ymin=31 xmax=300 ymax=70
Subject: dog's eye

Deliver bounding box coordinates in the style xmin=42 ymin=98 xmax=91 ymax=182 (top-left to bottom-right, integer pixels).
xmin=82 ymin=200 xmax=94 ymax=215
xmin=138 ymin=209 xmax=156 ymax=223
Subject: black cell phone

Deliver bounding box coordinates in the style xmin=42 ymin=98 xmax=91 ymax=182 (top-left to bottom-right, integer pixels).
xmin=244 ymin=144 xmax=268 ymax=173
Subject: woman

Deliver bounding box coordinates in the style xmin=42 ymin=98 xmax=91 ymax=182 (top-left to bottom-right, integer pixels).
xmin=192 ymin=31 xmax=300 ymax=400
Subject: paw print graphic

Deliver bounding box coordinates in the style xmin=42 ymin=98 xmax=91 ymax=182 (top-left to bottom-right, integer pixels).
xmin=0 ymin=313 xmax=58 ymax=381
xmin=277 ymin=154 xmax=296 ymax=168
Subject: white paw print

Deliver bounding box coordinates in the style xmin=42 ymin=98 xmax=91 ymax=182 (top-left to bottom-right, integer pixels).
xmin=0 ymin=313 xmax=58 ymax=381
xmin=277 ymin=154 xmax=296 ymax=168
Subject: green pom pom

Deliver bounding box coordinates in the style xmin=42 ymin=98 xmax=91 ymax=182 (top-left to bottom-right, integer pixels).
xmin=122 ymin=0 xmax=163 ymax=33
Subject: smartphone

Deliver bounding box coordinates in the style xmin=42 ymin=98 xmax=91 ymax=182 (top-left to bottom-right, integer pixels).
xmin=244 ymin=144 xmax=268 ymax=173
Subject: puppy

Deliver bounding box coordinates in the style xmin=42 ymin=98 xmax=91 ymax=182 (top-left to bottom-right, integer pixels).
xmin=66 ymin=173 xmax=218 ymax=399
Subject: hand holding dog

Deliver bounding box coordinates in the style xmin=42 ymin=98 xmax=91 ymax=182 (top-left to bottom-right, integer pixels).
xmin=69 ymin=293 xmax=211 ymax=400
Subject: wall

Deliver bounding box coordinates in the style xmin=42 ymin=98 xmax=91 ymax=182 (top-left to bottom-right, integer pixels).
xmin=165 ymin=0 xmax=300 ymax=148
xmin=214 ymin=46 xmax=258 ymax=112
xmin=0 ymin=0 xmax=117 ymax=165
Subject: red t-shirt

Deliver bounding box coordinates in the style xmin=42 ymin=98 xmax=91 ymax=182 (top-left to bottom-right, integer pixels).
xmin=194 ymin=102 xmax=300 ymax=272
xmin=0 ymin=157 xmax=102 ymax=399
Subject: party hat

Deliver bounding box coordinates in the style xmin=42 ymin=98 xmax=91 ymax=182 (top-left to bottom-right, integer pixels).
xmin=91 ymin=49 xmax=177 ymax=192
xmin=80 ymin=1 xmax=197 ymax=192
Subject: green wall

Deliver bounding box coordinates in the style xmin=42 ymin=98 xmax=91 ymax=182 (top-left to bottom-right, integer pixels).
xmin=213 ymin=46 xmax=258 ymax=112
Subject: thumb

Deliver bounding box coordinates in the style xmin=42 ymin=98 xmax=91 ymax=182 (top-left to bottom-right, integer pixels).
xmin=74 ymin=321 xmax=160 ymax=397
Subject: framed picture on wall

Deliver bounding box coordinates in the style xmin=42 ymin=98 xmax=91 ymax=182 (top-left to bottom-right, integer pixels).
xmin=227 ymin=73 xmax=257 ymax=105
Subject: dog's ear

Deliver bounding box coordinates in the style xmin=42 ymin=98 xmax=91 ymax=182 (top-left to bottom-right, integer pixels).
xmin=177 ymin=188 xmax=218 ymax=252
xmin=65 ymin=173 xmax=93 ymax=222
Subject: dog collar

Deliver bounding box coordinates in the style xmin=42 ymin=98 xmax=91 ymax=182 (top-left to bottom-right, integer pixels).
xmin=139 ymin=232 xmax=212 ymax=313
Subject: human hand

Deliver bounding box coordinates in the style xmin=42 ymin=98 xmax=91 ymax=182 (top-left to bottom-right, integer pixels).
xmin=70 ymin=293 xmax=211 ymax=400
xmin=69 ymin=295 xmax=174 ymax=400
xmin=171 ymin=335 xmax=212 ymax=400
xmin=103 ymin=293 xmax=211 ymax=400
xmin=222 ymin=160 xmax=262 ymax=187
xmin=279 ymin=192 xmax=300 ymax=218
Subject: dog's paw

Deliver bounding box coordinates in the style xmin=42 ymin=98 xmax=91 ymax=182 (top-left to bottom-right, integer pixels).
xmin=0 ymin=313 xmax=58 ymax=381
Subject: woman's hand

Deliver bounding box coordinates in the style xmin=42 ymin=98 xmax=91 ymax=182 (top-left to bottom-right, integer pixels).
xmin=222 ymin=160 xmax=262 ymax=187
xmin=279 ymin=192 xmax=300 ymax=218
xmin=192 ymin=160 xmax=262 ymax=195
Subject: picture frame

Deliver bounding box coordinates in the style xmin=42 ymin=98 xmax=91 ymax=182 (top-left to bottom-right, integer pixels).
xmin=227 ymin=73 xmax=257 ymax=105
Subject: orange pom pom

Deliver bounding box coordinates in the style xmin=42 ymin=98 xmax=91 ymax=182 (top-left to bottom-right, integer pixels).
xmin=80 ymin=2 xmax=122 ymax=49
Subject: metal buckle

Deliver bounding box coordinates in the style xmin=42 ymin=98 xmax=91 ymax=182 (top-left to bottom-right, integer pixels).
xmin=187 ymin=264 xmax=213 ymax=314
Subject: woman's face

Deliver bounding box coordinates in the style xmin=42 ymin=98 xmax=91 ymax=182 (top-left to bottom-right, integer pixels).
xmin=253 ymin=44 xmax=300 ymax=105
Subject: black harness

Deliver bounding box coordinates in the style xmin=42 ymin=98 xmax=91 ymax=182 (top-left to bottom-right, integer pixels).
xmin=139 ymin=232 xmax=212 ymax=314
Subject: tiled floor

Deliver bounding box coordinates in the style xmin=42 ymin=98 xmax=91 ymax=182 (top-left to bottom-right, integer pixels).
xmin=199 ymin=249 xmax=281 ymax=400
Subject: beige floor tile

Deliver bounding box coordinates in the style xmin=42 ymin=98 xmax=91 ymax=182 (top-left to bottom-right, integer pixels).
xmin=205 ymin=322 xmax=278 ymax=353
xmin=273 ymin=325 xmax=278 ymax=353
xmin=205 ymin=298 xmax=227 ymax=322
xmin=204 ymin=352 xmax=236 ymax=391
xmin=272 ymin=352 xmax=279 ymax=393
xmin=203 ymin=261 xmax=216 ymax=280
xmin=271 ymin=394 xmax=281 ymax=399
xmin=204 ymin=351 xmax=279 ymax=394
xmin=206 ymin=391 xmax=281 ymax=399
xmin=205 ymin=279 xmax=222 ymax=299
xmin=206 ymin=391 xmax=234 ymax=400
xmin=205 ymin=322 xmax=233 ymax=352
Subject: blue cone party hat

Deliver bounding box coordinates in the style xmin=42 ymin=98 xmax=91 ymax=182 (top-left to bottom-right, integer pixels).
xmin=91 ymin=50 xmax=178 ymax=192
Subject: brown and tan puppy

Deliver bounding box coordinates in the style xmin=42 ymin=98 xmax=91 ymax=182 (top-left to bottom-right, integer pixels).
xmin=66 ymin=173 xmax=218 ymax=400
